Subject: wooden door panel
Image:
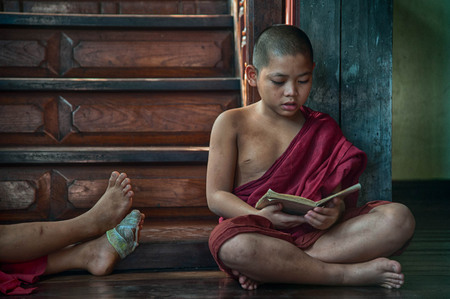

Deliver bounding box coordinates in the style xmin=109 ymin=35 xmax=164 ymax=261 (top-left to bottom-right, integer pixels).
xmin=68 ymin=178 xmax=206 ymax=209
xmin=0 ymin=170 xmax=51 ymax=222
xmin=0 ymin=165 xmax=211 ymax=223
xmin=0 ymin=91 xmax=240 ymax=146
xmin=0 ymin=28 xmax=234 ymax=78
xmin=2 ymin=0 xmax=229 ymax=15
xmin=0 ymin=103 xmax=44 ymax=133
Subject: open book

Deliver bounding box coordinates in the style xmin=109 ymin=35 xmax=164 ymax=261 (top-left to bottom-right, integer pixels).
xmin=255 ymin=183 xmax=361 ymax=215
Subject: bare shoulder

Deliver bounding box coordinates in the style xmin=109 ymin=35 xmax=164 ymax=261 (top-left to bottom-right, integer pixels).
xmin=212 ymin=105 xmax=254 ymax=134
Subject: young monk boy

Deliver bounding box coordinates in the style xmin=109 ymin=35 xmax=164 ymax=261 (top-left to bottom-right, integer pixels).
xmin=0 ymin=171 xmax=144 ymax=295
xmin=207 ymin=25 xmax=415 ymax=291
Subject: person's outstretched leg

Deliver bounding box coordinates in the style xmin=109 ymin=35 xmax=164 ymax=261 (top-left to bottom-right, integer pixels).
xmin=44 ymin=210 xmax=145 ymax=276
xmin=219 ymin=233 xmax=404 ymax=290
xmin=0 ymin=171 xmax=134 ymax=263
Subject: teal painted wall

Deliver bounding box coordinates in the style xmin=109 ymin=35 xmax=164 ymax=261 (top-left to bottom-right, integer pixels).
xmin=393 ymin=0 xmax=450 ymax=180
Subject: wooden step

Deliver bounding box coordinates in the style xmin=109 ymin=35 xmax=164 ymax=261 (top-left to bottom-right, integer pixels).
xmin=0 ymin=84 xmax=240 ymax=146
xmin=1 ymin=11 xmax=235 ymax=79
xmin=115 ymin=219 xmax=218 ymax=270
xmin=0 ymin=26 xmax=235 ymax=78
xmin=0 ymin=78 xmax=240 ymax=91
xmin=0 ymin=146 xmax=208 ymax=164
xmin=141 ymin=219 xmax=215 ymax=243
xmin=0 ymin=151 xmax=213 ymax=222
xmin=1 ymin=0 xmax=230 ymax=15
xmin=0 ymin=12 xmax=233 ymax=27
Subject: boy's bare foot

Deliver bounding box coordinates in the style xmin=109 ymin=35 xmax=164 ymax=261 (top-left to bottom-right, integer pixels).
xmin=83 ymin=171 xmax=134 ymax=236
xmin=232 ymin=257 xmax=403 ymax=290
xmin=44 ymin=211 xmax=144 ymax=276
xmin=232 ymin=270 xmax=260 ymax=290
xmin=344 ymin=258 xmax=404 ymax=289
xmin=85 ymin=211 xmax=145 ymax=276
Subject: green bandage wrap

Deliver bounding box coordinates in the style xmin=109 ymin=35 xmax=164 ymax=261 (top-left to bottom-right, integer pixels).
xmin=106 ymin=209 xmax=141 ymax=259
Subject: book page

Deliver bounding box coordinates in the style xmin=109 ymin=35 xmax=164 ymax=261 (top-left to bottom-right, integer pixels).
xmin=316 ymin=183 xmax=361 ymax=206
xmin=255 ymin=183 xmax=361 ymax=215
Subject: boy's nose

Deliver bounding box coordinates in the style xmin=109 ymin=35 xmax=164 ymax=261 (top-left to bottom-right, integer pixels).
xmin=283 ymin=82 xmax=298 ymax=97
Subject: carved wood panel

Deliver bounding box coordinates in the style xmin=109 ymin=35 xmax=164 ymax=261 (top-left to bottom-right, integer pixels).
xmin=0 ymin=91 xmax=240 ymax=146
xmin=0 ymin=29 xmax=234 ymax=78
xmin=0 ymin=169 xmax=51 ymax=222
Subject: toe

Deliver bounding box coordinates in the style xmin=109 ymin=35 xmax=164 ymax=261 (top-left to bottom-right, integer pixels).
xmin=109 ymin=171 xmax=120 ymax=186
xmin=121 ymin=177 xmax=131 ymax=188
xmin=123 ymin=184 xmax=132 ymax=194
xmin=116 ymin=173 xmax=127 ymax=186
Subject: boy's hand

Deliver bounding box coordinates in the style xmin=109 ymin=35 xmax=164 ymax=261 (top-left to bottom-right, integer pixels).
xmin=257 ymin=204 xmax=306 ymax=229
xmin=304 ymin=197 xmax=343 ymax=230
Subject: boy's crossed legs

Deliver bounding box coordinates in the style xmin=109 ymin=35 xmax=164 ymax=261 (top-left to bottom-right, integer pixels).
xmin=216 ymin=202 xmax=415 ymax=290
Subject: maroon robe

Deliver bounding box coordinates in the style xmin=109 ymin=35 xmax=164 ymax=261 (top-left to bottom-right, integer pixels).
xmin=0 ymin=256 xmax=47 ymax=295
xmin=231 ymin=106 xmax=369 ymax=239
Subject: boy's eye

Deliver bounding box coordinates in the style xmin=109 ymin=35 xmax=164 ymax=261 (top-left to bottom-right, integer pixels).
xmin=271 ymin=80 xmax=284 ymax=85
xmin=298 ymin=80 xmax=309 ymax=84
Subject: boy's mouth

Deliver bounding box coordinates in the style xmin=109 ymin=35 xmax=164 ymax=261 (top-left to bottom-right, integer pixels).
xmin=281 ymin=102 xmax=298 ymax=111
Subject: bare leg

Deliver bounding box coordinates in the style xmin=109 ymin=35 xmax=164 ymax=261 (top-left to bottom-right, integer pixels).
xmin=44 ymin=212 xmax=144 ymax=276
xmin=220 ymin=233 xmax=404 ymax=290
xmin=0 ymin=171 xmax=134 ymax=263
xmin=304 ymin=203 xmax=415 ymax=263
xmin=220 ymin=203 xmax=414 ymax=290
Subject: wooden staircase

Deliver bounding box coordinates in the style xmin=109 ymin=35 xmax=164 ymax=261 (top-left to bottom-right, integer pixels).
xmin=0 ymin=0 xmax=241 ymax=270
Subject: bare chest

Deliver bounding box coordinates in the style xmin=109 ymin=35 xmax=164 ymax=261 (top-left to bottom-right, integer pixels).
xmin=235 ymin=126 xmax=298 ymax=187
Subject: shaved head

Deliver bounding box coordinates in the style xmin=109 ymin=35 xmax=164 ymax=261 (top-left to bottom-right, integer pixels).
xmin=253 ymin=25 xmax=314 ymax=72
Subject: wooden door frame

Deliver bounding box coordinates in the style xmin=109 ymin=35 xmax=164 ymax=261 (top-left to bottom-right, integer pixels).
xmin=234 ymin=0 xmax=285 ymax=106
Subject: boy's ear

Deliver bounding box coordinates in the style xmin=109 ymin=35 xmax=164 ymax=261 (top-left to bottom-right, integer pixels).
xmin=245 ymin=64 xmax=258 ymax=87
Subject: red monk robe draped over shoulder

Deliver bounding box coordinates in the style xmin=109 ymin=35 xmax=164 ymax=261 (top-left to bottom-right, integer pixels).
xmin=233 ymin=106 xmax=366 ymax=207
xmin=216 ymin=106 xmax=389 ymax=246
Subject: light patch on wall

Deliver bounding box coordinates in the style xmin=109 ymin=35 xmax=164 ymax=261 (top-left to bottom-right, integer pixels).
xmin=393 ymin=0 xmax=450 ymax=180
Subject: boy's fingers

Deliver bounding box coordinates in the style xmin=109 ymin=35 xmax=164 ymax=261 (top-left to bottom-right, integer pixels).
xmin=263 ymin=203 xmax=283 ymax=212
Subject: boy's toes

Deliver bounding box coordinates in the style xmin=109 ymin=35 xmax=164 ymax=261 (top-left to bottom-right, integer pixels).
xmin=109 ymin=171 xmax=120 ymax=186
xmin=121 ymin=177 xmax=131 ymax=188
xmin=115 ymin=173 xmax=128 ymax=187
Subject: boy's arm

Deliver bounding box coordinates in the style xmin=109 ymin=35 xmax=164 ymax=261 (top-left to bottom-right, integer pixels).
xmin=206 ymin=110 xmax=259 ymax=218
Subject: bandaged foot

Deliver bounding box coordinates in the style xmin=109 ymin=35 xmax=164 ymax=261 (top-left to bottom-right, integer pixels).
xmin=106 ymin=209 xmax=142 ymax=259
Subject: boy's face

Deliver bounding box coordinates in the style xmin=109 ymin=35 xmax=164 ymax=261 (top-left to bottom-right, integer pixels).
xmin=249 ymin=53 xmax=314 ymax=118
